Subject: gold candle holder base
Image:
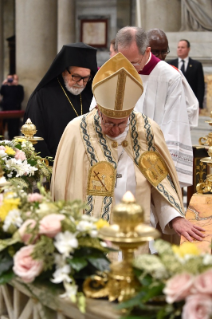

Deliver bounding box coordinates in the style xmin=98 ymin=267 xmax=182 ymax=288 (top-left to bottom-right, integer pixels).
xmin=83 ymin=192 xmax=159 ymax=302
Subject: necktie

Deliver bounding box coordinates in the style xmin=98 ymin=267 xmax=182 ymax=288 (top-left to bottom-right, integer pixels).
xmin=181 ymin=60 xmax=185 ymax=74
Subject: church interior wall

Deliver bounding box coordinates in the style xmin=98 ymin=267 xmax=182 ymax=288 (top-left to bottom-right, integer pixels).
xmin=0 ymin=0 xmax=211 ymax=111
xmin=1 ymin=0 xmax=15 ymax=80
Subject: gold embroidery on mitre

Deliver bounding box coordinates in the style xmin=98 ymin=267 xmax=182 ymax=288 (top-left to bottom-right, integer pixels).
xmin=138 ymin=151 xmax=168 ymax=187
xmin=97 ymin=104 xmax=133 ymax=119
xmin=115 ymin=69 xmax=126 ymax=111
xmin=87 ymin=162 xmax=116 ymax=196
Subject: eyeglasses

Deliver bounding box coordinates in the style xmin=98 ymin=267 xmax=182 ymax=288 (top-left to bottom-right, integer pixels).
xmin=151 ymin=47 xmax=170 ymax=57
xmin=130 ymin=56 xmax=144 ymax=67
xmin=66 ymin=68 xmax=92 ymax=83
xmin=101 ymin=115 xmax=129 ymax=129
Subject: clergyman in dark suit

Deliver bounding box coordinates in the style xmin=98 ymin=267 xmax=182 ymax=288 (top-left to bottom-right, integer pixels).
xmin=168 ymin=39 xmax=205 ymax=109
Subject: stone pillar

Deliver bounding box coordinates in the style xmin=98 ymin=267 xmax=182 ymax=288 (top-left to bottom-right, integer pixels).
xmin=16 ymin=0 xmax=57 ymax=108
xmin=138 ymin=0 xmax=181 ymax=32
xmin=0 ymin=0 xmax=3 ymax=82
xmin=57 ymin=0 xmax=76 ymax=51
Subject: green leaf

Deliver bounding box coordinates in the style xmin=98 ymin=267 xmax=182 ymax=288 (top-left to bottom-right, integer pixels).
xmin=120 ymin=315 xmax=155 ymax=319
xmin=87 ymin=256 xmax=110 ymax=272
xmin=0 ymin=235 xmax=21 ymax=252
xmin=117 ymin=291 xmax=145 ymax=309
xmin=27 ymin=159 xmax=37 ymax=166
xmin=78 ymin=236 xmax=107 ymax=252
xmin=141 ymin=283 xmax=165 ymax=303
xmin=68 ymin=257 xmax=88 ymax=272
xmin=14 ymin=143 xmax=22 ymax=150
xmin=0 ymin=254 xmax=13 ymax=275
xmin=0 ymin=270 xmax=15 ymax=285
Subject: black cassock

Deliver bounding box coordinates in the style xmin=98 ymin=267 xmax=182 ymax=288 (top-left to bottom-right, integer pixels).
xmin=24 ymin=42 xmax=97 ymax=160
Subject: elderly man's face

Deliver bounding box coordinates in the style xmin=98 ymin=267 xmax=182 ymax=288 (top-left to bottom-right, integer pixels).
xmin=118 ymin=42 xmax=151 ymax=72
xmin=62 ymin=66 xmax=91 ymax=95
xmin=98 ymin=110 xmax=129 ymax=138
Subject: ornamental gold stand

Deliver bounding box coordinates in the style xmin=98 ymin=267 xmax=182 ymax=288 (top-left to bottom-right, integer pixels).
xmin=83 ymin=191 xmax=159 ymax=302
xmin=196 ymin=113 xmax=212 ymax=193
xmin=15 ymin=118 xmax=44 ymax=145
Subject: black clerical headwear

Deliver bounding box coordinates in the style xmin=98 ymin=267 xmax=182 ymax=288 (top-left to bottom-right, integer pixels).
xmin=30 ymin=42 xmax=98 ymax=97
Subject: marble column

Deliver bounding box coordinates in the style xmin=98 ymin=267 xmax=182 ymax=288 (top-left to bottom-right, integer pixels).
xmin=57 ymin=0 xmax=76 ymax=51
xmin=138 ymin=0 xmax=181 ymax=31
xmin=0 ymin=0 xmax=3 ymax=82
xmin=16 ymin=0 xmax=57 ymax=108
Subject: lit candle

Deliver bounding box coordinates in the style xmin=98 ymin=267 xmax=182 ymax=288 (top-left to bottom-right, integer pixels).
xmin=122 ymin=191 xmax=135 ymax=203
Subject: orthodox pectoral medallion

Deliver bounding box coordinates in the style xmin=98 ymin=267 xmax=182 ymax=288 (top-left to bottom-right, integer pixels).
xmin=138 ymin=151 xmax=168 ymax=187
xmin=87 ymin=161 xmax=116 ymax=197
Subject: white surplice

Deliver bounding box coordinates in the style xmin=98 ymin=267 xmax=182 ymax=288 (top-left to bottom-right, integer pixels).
xmin=135 ymin=61 xmax=193 ymax=187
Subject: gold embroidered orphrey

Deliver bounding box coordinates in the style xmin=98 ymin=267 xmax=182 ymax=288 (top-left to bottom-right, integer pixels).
xmin=87 ymin=162 xmax=116 ymax=197
xmin=139 ymin=151 xmax=168 ymax=187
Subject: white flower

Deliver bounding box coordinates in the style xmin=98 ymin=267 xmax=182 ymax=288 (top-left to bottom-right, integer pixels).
xmin=203 ymin=254 xmax=212 ymax=265
xmin=133 ymin=254 xmax=167 ymax=279
xmin=3 ymin=209 xmax=23 ymax=232
xmin=36 ymin=203 xmax=57 ymax=214
xmin=77 ymin=220 xmax=97 ymax=232
xmin=54 ymin=231 xmax=78 ymax=256
xmin=51 ymin=265 xmax=71 ymax=284
xmin=60 ymin=282 xmax=78 ymax=302
xmin=0 ymin=150 xmax=7 ymax=157
xmin=81 ymin=215 xmax=98 ymax=222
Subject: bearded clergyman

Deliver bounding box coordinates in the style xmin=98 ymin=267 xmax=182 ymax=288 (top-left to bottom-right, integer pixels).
xmin=51 ymin=53 xmax=204 ymax=253
xmin=24 ymin=43 xmax=98 ymax=159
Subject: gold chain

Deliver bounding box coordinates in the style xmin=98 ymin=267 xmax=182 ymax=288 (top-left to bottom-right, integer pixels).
xmin=57 ymin=77 xmax=82 ymax=116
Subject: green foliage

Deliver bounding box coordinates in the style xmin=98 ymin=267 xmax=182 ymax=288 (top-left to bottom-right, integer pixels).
xmin=32 ymin=236 xmax=55 ymax=271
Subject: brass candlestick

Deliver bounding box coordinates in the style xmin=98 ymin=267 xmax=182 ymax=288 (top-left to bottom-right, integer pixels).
xmin=196 ymin=146 xmax=212 ymax=193
xmin=15 ymin=118 xmax=43 ymax=145
xmin=199 ymin=111 xmax=212 ymax=147
xmin=83 ymin=191 xmax=160 ymax=302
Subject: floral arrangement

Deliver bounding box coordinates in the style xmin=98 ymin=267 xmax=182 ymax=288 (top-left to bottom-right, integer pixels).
xmin=0 ymin=184 xmax=111 ymax=312
xmin=119 ymin=239 xmax=212 ymax=319
xmin=0 ymin=137 xmax=52 ymax=190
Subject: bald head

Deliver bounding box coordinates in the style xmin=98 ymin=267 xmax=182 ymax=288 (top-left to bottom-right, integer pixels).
xmin=147 ymin=29 xmax=169 ymax=60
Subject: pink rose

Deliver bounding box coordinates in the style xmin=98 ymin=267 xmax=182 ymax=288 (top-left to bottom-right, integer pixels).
xmin=28 ymin=193 xmax=43 ymax=203
xmin=39 ymin=214 xmax=65 ymax=238
xmin=0 ymin=146 xmax=5 ymax=151
xmin=15 ymin=150 xmax=26 ymax=161
xmin=0 ymin=193 xmax=4 ymax=205
xmin=182 ymin=294 xmax=212 ymax=319
xmin=193 ymin=270 xmax=212 ymax=295
xmin=163 ymin=273 xmax=194 ymax=303
xmin=13 ymin=245 xmax=43 ymax=283
xmin=18 ymin=219 xmax=37 ymax=244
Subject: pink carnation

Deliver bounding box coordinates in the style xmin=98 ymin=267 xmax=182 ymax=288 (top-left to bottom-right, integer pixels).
xmin=15 ymin=150 xmax=26 ymax=161
xmin=28 ymin=193 xmax=43 ymax=203
xmin=182 ymin=294 xmax=212 ymax=319
xmin=163 ymin=273 xmax=194 ymax=303
xmin=18 ymin=219 xmax=37 ymax=244
xmin=0 ymin=146 xmax=5 ymax=150
xmin=39 ymin=214 xmax=65 ymax=238
xmin=13 ymin=245 xmax=43 ymax=283
xmin=193 ymin=270 xmax=212 ymax=295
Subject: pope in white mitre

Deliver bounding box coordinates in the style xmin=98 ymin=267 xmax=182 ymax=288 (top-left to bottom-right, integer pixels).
xmin=51 ymin=53 xmax=204 ymax=251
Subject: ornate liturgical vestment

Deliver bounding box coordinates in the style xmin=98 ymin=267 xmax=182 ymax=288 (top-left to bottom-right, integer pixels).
xmin=51 ymin=109 xmax=184 ymax=237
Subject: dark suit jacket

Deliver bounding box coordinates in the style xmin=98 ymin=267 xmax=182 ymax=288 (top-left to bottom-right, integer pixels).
xmin=168 ymin=57 xmax=205 ymax=108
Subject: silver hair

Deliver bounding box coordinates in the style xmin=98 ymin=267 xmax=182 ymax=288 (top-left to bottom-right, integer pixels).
xmin=115 ymin=26 xmax=148 ymax=55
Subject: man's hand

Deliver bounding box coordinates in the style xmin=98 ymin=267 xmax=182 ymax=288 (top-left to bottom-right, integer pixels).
xmin=170 ymin=217 xmax=205 ymax=242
